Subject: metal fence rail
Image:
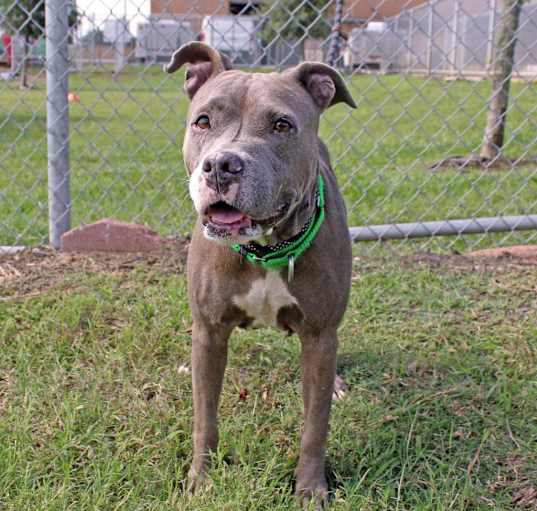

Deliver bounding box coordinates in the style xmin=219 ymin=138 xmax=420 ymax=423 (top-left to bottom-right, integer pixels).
xmin=350 ymin=214 xmax=537 ymax=241
xmin=1 ymin=0 xmax=537 ymax=252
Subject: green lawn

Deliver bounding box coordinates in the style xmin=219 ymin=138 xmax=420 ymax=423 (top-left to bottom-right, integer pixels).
xmin=1 ymin=249 xmax=536 ymax=509
xmin=1 ymin=66 xmax=537 ymax=250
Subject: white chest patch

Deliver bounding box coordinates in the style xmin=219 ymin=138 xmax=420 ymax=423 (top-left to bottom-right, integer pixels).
xmin=233 ymin=271 xmax=298 ymax=328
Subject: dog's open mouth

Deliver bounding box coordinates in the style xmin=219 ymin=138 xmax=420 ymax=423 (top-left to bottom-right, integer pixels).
xmin=202 ymin=200 xmax=289 ymax=242
xmin=204 ymin=201 xmax=253 ymax=237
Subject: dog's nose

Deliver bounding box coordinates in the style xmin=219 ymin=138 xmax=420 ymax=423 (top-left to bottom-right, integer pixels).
xmin=202 ymin=151 xmax=243 ymax=176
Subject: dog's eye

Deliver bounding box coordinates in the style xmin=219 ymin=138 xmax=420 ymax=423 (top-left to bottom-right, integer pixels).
xmin=273 ymin=118 xmax=293 ymax=134
xmin=194 ymin=115 xmax=210 ymax=130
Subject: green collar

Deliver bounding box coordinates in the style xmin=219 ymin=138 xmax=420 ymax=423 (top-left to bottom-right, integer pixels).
xmin=231 ymin=174 xmax=325 ymax=280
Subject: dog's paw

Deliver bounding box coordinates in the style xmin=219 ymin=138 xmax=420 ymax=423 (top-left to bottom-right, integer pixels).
xmin=295 ymin=479 xmax=329 ymax=510
xmin=332 ymin=374 xmax=349 ymax=402
xmin=178 ymin=363 xmax=191 ymax=375
xmin=295 ymin=468 xmax=329 ymax=510
xmin=186 ymin=468 xmax=208 ymax=496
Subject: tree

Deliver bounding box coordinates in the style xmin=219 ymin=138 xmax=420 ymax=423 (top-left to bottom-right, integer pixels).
xmin=0 ymin=0 xmax=79 ymax=88
xmin=431 ymin=0 xmax=526 ymax=169
xmin=80 ymin=27 xmax=104 ymax=45
xmin=326 ymin=0 xmax=343 ymax=66
xmin=260 ymin=0 xmax=333 ymax=48
xmin=480 ymin=0 xmax=523 ymax=160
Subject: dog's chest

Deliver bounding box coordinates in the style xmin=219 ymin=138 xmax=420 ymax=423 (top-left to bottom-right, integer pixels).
xmin=232 ymin=271 xmax=297 ymax=328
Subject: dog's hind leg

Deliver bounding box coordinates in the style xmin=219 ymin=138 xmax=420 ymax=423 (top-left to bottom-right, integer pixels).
xmin=332 ymin=374 xmax=349 ymax=401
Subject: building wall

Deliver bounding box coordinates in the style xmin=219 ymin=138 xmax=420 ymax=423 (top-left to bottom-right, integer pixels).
xmin=150 ymin=0 xmax=230 ymax=15
xmin=149 ymin=0 xmax=432 ymax=38
xmin=151 ymin=0 xmax=430 ymax=19
xmin=344 ymin=0 xmax=429 ymax=22
xmin=151 ymin=0 xmax=231 ymax=33
xmin=74 ymin=43 xmax=136 ymax=64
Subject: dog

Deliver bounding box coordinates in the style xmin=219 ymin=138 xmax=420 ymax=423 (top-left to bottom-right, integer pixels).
xmin=165 ymin=42 xmax=355 ymax=507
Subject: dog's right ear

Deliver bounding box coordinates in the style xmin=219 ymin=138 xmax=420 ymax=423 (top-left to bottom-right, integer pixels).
xmin=164 ymin=42 xmax=233 ymax=99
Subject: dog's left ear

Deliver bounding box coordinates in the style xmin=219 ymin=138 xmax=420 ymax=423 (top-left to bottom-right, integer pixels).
xmin=285 ymin=62 xmax=356 ymax=109
xmin=164 ymin=42 xmax=232 ymax=99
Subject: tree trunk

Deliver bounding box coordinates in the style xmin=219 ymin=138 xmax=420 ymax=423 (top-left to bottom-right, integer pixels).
xmin=20 ymin=36 xmax=29 ymax=89
xmin=327 ymin=0 xmax=343 ymax=67
xmin=480 ymin=0 xmax=523 ymax=159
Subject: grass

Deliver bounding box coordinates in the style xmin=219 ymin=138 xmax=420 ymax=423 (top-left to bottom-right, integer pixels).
xmin=1 ymin=65 xmax=537 ymax=250
xmin=1 ymin=250 xmax=536 ymax=509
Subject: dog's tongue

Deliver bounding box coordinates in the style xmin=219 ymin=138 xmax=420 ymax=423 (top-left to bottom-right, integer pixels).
xmin=207 ymin=206 xmax=253 ymax=235
xmin=209 ymin=209 xmax=247 ymax=225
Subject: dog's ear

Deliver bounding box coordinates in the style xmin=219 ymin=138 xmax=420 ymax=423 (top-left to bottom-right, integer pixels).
xmin=164 ymin=42 xmax=233 ymax=99
xmin=285 ymin=62 xmax=356 ymax=109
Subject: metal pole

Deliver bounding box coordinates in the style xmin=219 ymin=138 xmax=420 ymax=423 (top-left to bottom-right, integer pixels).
xmin=460 ymin=12 xmax=467 ymax=75
xmin=451 ymin=0 xmax=460 ymax=74
xmin=426 ymin=2 xmax=434 ymax=74
xmin=10 ymin=36 xmax=18 ymax=75
xmin=115 ymin=22 xmax=125 ymax=74
xmin=46 ymin=0 xmax=71 ymax=249
xmin=349 ymin=215 xmax=537 ymax=241
xmin=486 ymin=0 xmax=498 ymax=76
xmin=407 ymin=13 xmax=414 ymax=70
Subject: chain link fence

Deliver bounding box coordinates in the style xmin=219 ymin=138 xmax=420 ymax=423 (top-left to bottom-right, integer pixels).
xmin=1 ymin=0 xmax=537 ymax=252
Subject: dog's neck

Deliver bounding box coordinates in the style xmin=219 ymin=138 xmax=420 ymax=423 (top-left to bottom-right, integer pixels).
xmin=268 ymin=173 xmax=320 ymax=245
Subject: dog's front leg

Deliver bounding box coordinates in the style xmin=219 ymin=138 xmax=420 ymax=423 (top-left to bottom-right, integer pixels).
xmin=188 ymin=321 xmax=231 ymax=494
xmin=295 ymin=328 xmax=338 ymax=508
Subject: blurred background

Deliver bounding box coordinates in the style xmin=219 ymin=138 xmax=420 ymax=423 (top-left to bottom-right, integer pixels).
xmin=1 ymin=0 xmax=536 ymax=253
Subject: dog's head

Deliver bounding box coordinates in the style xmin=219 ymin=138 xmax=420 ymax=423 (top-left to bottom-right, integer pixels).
xmin=165 ymin=42 xmax=355 ymax=244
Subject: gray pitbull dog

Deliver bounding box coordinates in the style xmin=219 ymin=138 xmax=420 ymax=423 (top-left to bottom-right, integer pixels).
xmin=165 ymin=42 xmax=355 ymax=507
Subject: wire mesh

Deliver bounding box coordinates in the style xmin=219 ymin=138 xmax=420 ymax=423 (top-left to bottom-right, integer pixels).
xmin=1 ymin=0 xmax=536 ymax=252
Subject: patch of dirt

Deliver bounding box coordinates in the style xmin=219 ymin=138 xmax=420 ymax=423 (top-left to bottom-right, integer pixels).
xmin=428 ymin=155 xmax=537 ymax=171
xmin=402 ymin=246 xmax=537 ymax=271
xmin=400 ymin=252 xmax=476 ymax=269
xmin=0 ymin=237 xmax=189 ymax=301
xmin=3 ymin=241 xmax=537 ymax=301
xmin=487 ymin=455 xmax=537 ymax=510
xmin=513 ymin=486 xmax=537 ymax=509
xmin=468 ymin=245 xmax=537 ymax=261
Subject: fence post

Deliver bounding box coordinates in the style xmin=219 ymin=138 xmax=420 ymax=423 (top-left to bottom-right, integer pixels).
xmin=407 ymin=12 xmax=414 ymax=70
xmin=486 ymin=0 xmax=498 ymax=76
xmin=450 ymin=0 xmax=460 ymax=74
xmin=46 ymin=0 xmax=71 ymax=249
xmin=426 ymin=3 xmax=434 ymax=74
